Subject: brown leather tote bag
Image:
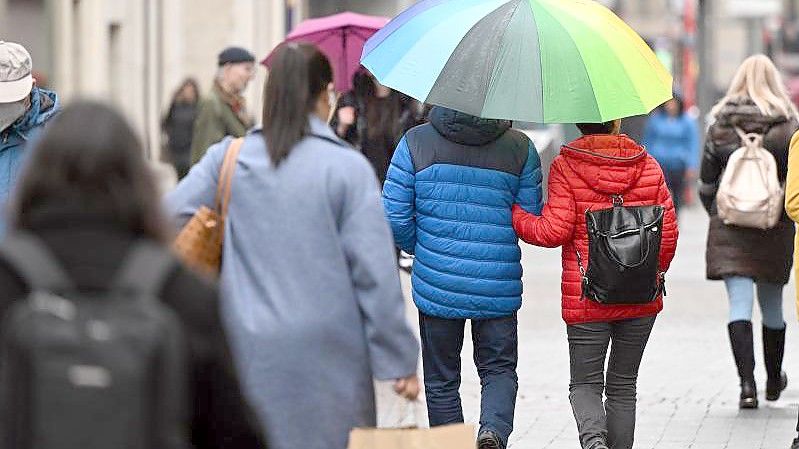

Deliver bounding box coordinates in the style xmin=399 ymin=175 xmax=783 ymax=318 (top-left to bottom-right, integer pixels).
xmin=173 ymin=138 xmax=244 ymax=277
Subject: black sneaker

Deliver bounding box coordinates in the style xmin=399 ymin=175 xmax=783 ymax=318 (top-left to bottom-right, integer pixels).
xmin=477 ymin=430 xmax=504 ymax=449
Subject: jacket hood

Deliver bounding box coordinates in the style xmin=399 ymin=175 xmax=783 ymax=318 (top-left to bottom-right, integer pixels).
xmin=712 ymin=97 xmax=789 ymax=133
xmin=561 ymin=134 xmax=648 ymax=195
xmin=13 ymin=87 xmax=59 ymax=134
xmin=429 ymin=106 xmax=511 ymax=146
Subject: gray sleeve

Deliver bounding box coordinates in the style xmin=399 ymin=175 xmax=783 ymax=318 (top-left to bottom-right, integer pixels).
xmin=338 ymin=156 xmax=419 ymax=381
xmin=164 ymin=137 xmax=231 ymax=230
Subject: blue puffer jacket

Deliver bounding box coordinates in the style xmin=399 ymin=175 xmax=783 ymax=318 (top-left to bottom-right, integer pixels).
xmin=383 ymin=107 xmax=542 ymax=319
xmin=0 ymin=88 xmax=59 ymax=235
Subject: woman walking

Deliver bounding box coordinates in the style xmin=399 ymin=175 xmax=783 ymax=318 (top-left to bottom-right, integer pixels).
xmin=512 ymin=120 xmax=678 ymax=449
xmin=0 ymin=101 xmax=266 ymax=449
xmin=699 ymin=54 xmax=799 ymax=409
xmin=163 ymin=78 xmax=200 ymax=179
xmin=333 ymin=70 xmax=422 ymax=184
xmin=643 ymin=94 xmax=700 ymax=213
xmin=165 ymin=43 xmax=420 ymax=449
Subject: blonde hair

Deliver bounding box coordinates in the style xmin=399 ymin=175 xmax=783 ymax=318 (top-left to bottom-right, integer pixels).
xmin=710 ymin=54 xmax=799 ymax=121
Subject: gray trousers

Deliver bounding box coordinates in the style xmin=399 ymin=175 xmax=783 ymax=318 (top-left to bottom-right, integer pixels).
xmin=567 ymin=316 xmax=656 ymax=449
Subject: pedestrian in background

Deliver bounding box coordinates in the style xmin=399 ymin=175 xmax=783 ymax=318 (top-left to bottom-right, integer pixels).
xmin=699 ymin=54 xmax=799 ymax=409
xmin=383 ymin=106 xmax=543 ymax=449
xmin=166 ymin=43 xmax=419 ymax=449
xmin=512 ymin=120 xmax=678 ymax=449
xmin=163 ymin=78 xmax=200 ymax=179
xmin=0 ymin=41 xmax=59 ymax=234
xmin=0 ymin=101 xmax=266 ymax=449
xmin=643 ymin=93 xmax=700 ymax=213
xmin=333 ymin=69 xmax=422 ymax=184
xmin=191 ymin=46 xmax=255 ymax=164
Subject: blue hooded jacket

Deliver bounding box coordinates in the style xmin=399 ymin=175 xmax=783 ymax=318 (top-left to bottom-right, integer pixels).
xmin=642 ymin=111 xmax=700 ymax=172
xmin=0 ymin=87 xmax=60 ymax=233
xmin=383 ymin=107 xmax=542 ymax=319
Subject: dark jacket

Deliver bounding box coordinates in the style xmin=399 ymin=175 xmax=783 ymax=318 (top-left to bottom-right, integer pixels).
xmin=0 ymin=202 xmax=266 ymax=449
xmin=382 ymin=107 xmax=543 ymax=319
xmin=700 ymin=98 xmax=798 ymax=284
xmin=163 ymin=101 xmax=198 ymax=178
xmin=333 ymin=91 xmax=422 ymax=184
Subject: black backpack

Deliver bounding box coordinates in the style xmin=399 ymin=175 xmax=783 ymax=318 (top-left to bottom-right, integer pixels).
xmin=576 ymin=195 xmax=666 ymax=304
xmin=0 ymin=233 xmax=190 ymax=449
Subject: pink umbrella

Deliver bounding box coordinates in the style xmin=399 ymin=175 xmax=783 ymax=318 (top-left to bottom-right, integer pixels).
xmin=262 ymin=12 xmax=389 ymax=92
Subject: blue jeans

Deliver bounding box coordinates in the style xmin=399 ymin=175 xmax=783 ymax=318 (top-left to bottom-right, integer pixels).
xmin=724 ymin=276 xmax=785 ymax=329
xmin=418 ymin=312 xmax=518 ymax=446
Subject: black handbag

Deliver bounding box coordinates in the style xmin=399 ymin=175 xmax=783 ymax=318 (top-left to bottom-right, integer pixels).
xmin=576 ymin=195 xmax=665 ymax=304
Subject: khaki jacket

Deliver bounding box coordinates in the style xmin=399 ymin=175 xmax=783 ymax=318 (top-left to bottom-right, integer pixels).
xmin=190 ymin=85 xmax=251 ymax=164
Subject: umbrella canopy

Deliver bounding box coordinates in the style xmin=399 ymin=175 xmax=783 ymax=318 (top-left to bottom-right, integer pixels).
xmin=361 ymin=0 xmax=673 ymax=123
xmin=263 ymin=12 xmax=389 ymax=92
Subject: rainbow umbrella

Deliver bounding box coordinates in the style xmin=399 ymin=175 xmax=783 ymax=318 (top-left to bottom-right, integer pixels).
xmin=361 ymin=0 xmax=673 ymax=123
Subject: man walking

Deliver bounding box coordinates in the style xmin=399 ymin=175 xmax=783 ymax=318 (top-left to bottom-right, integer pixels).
xmin=190 ymin=46 xmax=255 ymax=163
xmin=0 ymin=41 xmax=59 ymax=233
xmin=382 ymin=106 xmax=543 ymax=449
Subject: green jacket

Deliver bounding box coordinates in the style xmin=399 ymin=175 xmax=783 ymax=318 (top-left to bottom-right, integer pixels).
xmin=190 ymin=86 xmax=251 ymax=164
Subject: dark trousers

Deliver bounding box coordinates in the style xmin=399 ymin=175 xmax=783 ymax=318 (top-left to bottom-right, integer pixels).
xmin=663 ymin=167 xmax=686 ymax=213
xmin=567 ymin=316 xmax=656 ymax=449
xmin=419 ymin=312 xmax=518 ymax=446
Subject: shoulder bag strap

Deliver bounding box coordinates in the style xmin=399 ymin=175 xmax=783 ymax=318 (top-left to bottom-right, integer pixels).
xmin=0 ymin=231 xmax=74 ymax=293
xmin=110 ymin=241 xmax=176 ymax=299
xmin=214 ymin=137 xmax=245 ymax=219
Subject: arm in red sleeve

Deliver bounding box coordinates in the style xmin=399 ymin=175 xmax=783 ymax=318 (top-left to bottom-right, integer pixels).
xmin=512 ymin=159 xmax=576 ymax=248
xmin=656 ymin=170 xmax=679 ymax=272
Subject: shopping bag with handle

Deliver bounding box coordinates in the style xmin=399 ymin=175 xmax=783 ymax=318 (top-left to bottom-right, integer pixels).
xmin=348 ymin=399 xmax=475 ymax=449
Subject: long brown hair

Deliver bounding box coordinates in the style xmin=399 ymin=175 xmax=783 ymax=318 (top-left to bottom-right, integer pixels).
xmin=262 ymin=43 xmax=333 ymax=165
xmin=12 ymin=101 xmax=168 ymax=242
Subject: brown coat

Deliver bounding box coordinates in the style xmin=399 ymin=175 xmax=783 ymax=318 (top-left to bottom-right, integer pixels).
xmin=699 ymin=98 xmax=798 ymax=284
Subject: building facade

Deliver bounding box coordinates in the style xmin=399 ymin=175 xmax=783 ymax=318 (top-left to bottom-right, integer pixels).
xmin=3 ymin=0 xmax=285 ymax=161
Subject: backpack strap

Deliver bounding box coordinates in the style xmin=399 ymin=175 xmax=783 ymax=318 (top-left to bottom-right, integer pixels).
xmin=111 ymin=241 xmax=177 ymax=299
xmin=734 ymin=127 xmax=764 ymax=150
xmin=0 ymin=231 xmax=74 ymax=293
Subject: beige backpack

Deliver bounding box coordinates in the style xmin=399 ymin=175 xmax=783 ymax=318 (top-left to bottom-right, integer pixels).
xmin=716 ymin=128 xmax=783 ymax=229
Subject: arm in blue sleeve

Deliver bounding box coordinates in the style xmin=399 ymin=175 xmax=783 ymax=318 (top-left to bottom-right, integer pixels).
xmin=163 ymin=137 xmax=231 ymax=230
xmin=686 ymin=116 xmax=701 ymax=170
xmin=642 ymin=116 xmax=655 ymax=150
xmin=381 ymin=137 xmax=416 ymax=254
xmin=515 ymin=141 xmax=543 ymax=215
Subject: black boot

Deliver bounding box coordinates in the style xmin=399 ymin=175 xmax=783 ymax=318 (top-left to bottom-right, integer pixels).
xmin=729 ymin=321 xmax=758 ymax=409
xmin=763 ymin=325 xmax=788 ymax=401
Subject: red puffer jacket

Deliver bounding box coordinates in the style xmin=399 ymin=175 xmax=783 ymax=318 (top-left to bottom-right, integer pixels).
xmin=513 ymin=135 xmax=678 ymax=325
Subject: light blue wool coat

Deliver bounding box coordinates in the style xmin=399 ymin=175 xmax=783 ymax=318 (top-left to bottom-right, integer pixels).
xmin=165 ymin=116 xmax=419 ymax=449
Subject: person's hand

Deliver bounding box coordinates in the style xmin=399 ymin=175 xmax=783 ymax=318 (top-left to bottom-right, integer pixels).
xmin=393 ymin=374 xmax=420 ymax=401
xmin=337 ymin=106 xmax=356 ymax=126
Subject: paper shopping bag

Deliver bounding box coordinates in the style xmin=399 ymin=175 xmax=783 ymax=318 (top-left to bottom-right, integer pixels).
xmin=347 ymin=424 xmax=475 ymax=449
